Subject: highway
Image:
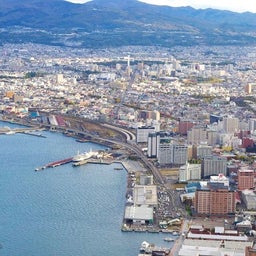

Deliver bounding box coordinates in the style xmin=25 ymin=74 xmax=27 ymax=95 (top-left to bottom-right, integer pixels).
xmin=101 ymin=123 xmax=165 ymax=184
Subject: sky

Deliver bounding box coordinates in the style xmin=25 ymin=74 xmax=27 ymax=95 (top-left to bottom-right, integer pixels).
xmin=66 ymin=0 xmax=256 ymax=13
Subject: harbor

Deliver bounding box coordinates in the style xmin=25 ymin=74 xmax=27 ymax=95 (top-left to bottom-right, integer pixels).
xmin=34 ymin=150 xmax=115 ymax=171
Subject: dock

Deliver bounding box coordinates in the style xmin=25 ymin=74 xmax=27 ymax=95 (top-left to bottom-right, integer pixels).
xmin=35 ymin=157 xmax=73 ymax=171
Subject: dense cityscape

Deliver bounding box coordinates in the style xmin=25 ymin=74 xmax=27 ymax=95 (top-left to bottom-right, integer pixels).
xmin=2 ymin=42 xmax=256 ymax=255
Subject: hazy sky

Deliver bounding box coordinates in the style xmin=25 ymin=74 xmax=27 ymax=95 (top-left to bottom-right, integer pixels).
xmin=66 ymin=0 xmax=256 ymax=13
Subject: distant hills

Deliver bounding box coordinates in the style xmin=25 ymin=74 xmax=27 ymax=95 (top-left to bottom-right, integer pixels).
xmin=0 ymin=0 xmax=256 ymax=48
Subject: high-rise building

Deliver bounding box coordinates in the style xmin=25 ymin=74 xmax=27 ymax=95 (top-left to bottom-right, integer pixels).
xmin=194 ymin=182 xmax=235 ymax=216
xmin=147 ymin=132 xmax=158 ymax=158
xmin=170 ymin=144 xmax=188 ymax=166
xmin=147 ymin=131 xmax=187 ymax=166
xmin=245 ymin=83 xmax=252 ymax=94
xmin=178 ymin=120 xmax=194 ymax=135
xmin=238 ymin=169 xmax=255 ymax=190
xmin=196 ymin=145 xmax=212 ymax=159
xmin=207 ymin=130 xmax=219 ymax=146
xmin=249 ymin=118 xmax=256 ymax=134
xmin=187 ymin=126 xmax=207 ymax=145
xmin=179 ymin=163 xmax=201 ymax=182
xmin=136 ymin=126 xmax=155 ymax=143
xmin=56 ymin=73 xmax=64 ymax=84
xmin=222 ymin=117 xmax=239 ymax=134
xmin=138 ymin=110 xmax=160 ymax=121
xmin=202 ymin=156 xmax=227 ymax=178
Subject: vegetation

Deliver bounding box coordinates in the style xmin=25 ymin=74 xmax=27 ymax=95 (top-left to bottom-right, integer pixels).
xmin=24 ymin=72 xmax=44 ymax=79
xmin=1 ymin=0 xmax=256 ymax=48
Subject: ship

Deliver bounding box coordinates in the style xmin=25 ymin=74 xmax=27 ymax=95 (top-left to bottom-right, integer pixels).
xmin=163 ymin=237 xmax=175 ymax=242
xmin=139 ymin=241 xmax=170 ymax=255
xmin=72 ymin=150 xmax=97 ymax=162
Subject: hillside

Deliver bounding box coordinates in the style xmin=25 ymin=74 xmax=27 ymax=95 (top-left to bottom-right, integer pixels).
xmin=0 ymin=0 xmax=255 ymax=48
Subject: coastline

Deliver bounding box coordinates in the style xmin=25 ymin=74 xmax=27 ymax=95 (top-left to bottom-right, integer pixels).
xmin=0 ymin=115 xmax=184 ymax=256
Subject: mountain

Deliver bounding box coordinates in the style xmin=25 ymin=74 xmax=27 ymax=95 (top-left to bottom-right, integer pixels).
xmin=0 ymin=0 xmax=256 ymax=48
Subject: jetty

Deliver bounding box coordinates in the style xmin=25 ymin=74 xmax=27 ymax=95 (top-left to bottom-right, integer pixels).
xmin=35 ymin=157 xmax=73 ymax=171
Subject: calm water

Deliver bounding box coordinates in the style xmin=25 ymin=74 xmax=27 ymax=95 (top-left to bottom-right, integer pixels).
xmin=0 ymin=122 xmax=172 ymax=256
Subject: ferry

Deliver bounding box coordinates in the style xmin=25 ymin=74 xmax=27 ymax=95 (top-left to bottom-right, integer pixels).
xmin=72 ymin=150 xmax=97 ymax=162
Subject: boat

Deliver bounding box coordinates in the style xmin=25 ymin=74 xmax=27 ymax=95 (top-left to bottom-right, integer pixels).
xmin=114 ymin=167 xmax=123 ymax=170
xmin=72 ymin=150 xmax=97 ymax=162
xmin=163 ymin=237 xmax=175 ymax=242
xmin=172 ymin=231 xmax=180 ymax=236
xmin=139 ymin=241 xmax=170 ymax=255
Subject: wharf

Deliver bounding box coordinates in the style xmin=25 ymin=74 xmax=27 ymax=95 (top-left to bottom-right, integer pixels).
xmin=35 ymin=157 xmax=73 ymax=171
xmin=74 ymin=158 xmax=120 ymax=166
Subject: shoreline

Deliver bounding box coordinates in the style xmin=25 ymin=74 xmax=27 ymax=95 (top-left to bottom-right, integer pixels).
xmin=0 ymin=116 xmax=184 ymax=255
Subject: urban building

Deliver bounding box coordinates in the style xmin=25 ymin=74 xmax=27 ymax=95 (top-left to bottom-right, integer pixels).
xmin=249 ymin=118 xmax=256 ymax=134
xmin=179 ymin=163 xmax=201 ymax=182
xmin=140 ymin=174 xmax=154 ymax=185
xmin=241 ymin=190 xmax=256 ymax=210
xmin=136 ymin=126 xmax=155 ymax=143
xmin=210 ymin=173 xmax=229 ymax=187
xmin=210 ymin=114 xmax=223 ymax=124
xmin=170 ymin=144 xmax=188 ymax=166
xmin=158 ymin=140 xmax=172 ymax=165
xmin=207 ymin=129 xmax=219 ymax=146
xmin=196 ymin=144 xmax=212 ymax=159
xmin=238 ymin=169 xmax=255 ymax=190
xmin=133 ymin=185 xmax=158 ymax=207
xmin=178 ymin=120 xmax=194 ymax=135
xmin=222 ymin=116 xmax=239 ymax=134
xmin=193 ymin=183 xmax=236 ymax=216
xmin=187 ymin=126 xmax=207 ymax=145
xmin=246 ymin=244 xmax=256 ymax=256
xmin=202 ymin=156 xmax=227 ymax=178
xmin=147 ymin=131 xmax=173 ymax=159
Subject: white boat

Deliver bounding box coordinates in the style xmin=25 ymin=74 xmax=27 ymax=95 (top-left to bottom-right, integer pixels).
xmin=163 ymin=237 xmax=175 ymax=242
xmin=172 ymin=231 xmax=180 ymax=236
xmin=72 ymin=150 xmax=97 ymax=162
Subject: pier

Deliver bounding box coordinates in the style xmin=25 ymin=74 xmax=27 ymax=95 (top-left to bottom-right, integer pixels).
xmin=35 ymin=157 xmax=73 ymax=171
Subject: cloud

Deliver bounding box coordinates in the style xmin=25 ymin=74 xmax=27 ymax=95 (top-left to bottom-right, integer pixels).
xmin=139 ymin=0 xmax=256 ymax=13
xmin=65 ymin=0 xmax=256 ymax=13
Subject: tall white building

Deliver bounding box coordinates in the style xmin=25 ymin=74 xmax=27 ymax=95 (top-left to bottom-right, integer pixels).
xmin=56 ymin=74 xmax=64 ymax=84
xmin=147 ymin=131 xmax=173 ymax=158
xmin=179 ymin=163 xmax=201 ymax=182
xmin=222 ymin=116 xmax=239 ymax=134
xmin=249 ymin=118 xmax=256 ymax=134
xmin=136 ymin=126 xmax=155 ymax=143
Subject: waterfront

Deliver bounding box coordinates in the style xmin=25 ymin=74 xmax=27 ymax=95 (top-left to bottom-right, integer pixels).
xmin=0 ymin=122 xmax=173 ymax=256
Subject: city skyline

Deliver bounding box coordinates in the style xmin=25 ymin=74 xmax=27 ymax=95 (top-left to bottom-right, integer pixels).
xmin=66 ymin=0 xmax=256 ymax=13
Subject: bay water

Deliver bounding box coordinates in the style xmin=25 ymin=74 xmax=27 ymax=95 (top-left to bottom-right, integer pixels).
xmin=0 ymin=121 xmax=172 ymax=256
